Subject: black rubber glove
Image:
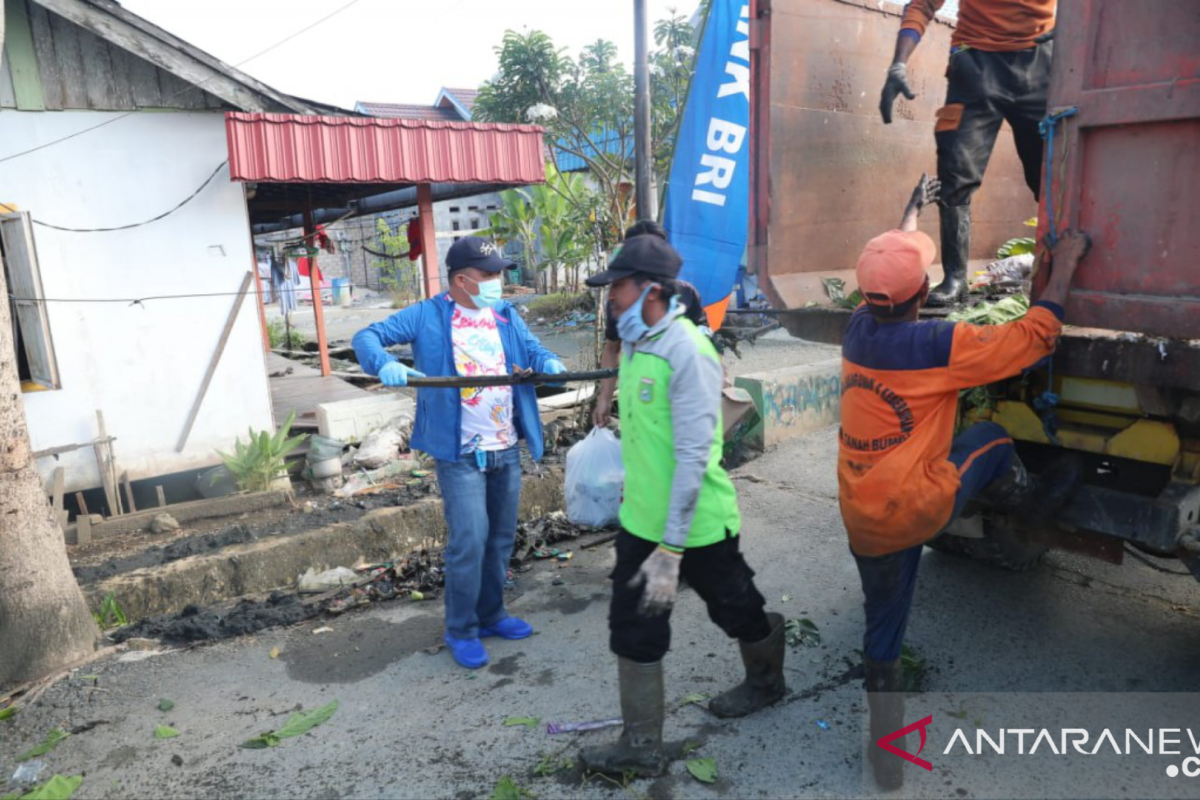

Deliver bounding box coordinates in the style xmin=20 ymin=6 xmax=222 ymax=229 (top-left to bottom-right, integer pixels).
xmin=880 ymin=63 xmax=916 ymax=124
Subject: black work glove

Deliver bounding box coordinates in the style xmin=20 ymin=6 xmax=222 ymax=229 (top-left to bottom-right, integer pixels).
xmin=880 ymin=63 xmax=916 ymax=124
xmin=907 ymin=172 xmax=941 ymax=215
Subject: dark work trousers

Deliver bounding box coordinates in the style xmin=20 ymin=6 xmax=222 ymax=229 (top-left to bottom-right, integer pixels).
xmin=936 ymin=42 xmax=1053 ymax=207
xmin=609 ymin=529 xmax=771 ymax=663
xmin=853 ymin=422 xmax=1016 ymax=662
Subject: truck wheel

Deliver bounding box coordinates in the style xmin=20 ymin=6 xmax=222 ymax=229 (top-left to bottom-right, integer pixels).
xmin=926 ymin=519 xmax=1049 ymax=572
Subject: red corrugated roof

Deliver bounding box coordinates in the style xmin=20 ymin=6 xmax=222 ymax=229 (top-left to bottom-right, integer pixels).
xmin=225 ymin=113 xmax=546 ymax=184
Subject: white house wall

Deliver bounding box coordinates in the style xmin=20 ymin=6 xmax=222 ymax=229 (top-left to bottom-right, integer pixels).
xmin=0 ymin=111 xmax=273 ymax=492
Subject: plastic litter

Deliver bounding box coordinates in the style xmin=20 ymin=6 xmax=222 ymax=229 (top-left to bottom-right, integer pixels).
xmin=12 ymin=761 xmax=46 ymax=784
xmin=353 ymin=414 xmax=414 ymax=469
xmin=297 ymin=566 xmax=361 ymax=594
xmin=564 ymin=427 xmax=624 ymax=527
xmin=546 ymin=717 xmax=622 ymax=734
xmin=972 ymin=253 xmax=1035 ymax=288
xmin=816 ymin=719 xmax=831 ymax=730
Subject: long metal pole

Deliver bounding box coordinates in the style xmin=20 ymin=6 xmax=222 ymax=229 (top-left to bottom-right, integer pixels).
xmin=633 ymin=0 xmax=657 ymax=221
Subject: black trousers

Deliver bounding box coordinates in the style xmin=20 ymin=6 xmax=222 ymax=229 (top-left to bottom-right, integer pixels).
xmin=609 ymin=529 xmax=771 ymax=663
xmin=936 ymin=41 xmax=1053 ymax=207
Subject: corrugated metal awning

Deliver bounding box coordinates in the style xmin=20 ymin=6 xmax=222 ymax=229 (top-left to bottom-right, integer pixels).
xmin=225 ymin=112 xmax=546 ymax=184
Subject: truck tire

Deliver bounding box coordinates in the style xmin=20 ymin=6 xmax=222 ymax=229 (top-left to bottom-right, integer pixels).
xmin=926 ymin=519 xmax=1049 ymax=572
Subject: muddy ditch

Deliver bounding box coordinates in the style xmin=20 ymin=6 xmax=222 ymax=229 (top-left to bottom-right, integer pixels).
xmin=107 ymin=513 xmax=616 ymax=645
xmin=71 ymin=481 xmax=439 ymax=586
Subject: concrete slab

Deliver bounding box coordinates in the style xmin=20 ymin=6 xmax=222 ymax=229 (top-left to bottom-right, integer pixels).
xmin=316 ymin=394 xmax=415 ymax=443
xmin=735 ymin=357 xmax=842 ymax=449
xmin=86 ymin=468 xmax=564 ymax=621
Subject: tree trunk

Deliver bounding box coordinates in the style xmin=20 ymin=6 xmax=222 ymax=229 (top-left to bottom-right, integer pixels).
xmin=0 ymin=259 xmax=98 ymax=687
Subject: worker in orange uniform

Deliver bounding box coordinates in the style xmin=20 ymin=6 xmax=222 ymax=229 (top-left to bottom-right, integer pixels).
xmin=839 ymin=175 xmax=1087 ymax=790
xmin=880 ymin=0 xmax=1056 ymax=306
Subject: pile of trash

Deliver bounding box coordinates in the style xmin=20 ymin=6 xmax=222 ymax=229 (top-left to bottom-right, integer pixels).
xmin=303 ymin=409 xmax=420 ymax=496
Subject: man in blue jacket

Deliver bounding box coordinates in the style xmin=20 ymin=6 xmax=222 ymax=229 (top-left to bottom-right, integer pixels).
xmin=353 ymin=237 xmax=566 ymax=669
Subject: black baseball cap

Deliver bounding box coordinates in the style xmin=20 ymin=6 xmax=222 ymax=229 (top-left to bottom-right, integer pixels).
xmin=586 ymin=234 xmax=682 ymax=287
xmin=446 ymin=236 xmax=515 ymax=273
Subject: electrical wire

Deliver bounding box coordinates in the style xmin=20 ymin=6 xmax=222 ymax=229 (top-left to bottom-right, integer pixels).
xmin=7 ymin=280 xmax=400 ymax=305
xmin=0 ymin=0 xmax=366 ymax=165
xmin=23 ymin=161 xmax=228 ymax=233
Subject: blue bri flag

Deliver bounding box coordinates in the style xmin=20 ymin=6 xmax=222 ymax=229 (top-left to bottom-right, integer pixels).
xmin=663 ymin=0 xmax=751 ymax=329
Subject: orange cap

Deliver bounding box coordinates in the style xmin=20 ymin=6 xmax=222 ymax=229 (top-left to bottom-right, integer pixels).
xmin=855 ymin=230 xmax=936 ymax=308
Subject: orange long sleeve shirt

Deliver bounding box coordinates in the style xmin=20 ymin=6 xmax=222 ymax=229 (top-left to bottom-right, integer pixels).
xmin=838 ymin=302 xmax=1064 ymax=557
xmin=901 ymin=0 xmax=1056 ymax=52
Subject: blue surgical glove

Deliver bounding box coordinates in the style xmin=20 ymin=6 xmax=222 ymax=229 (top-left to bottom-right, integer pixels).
xmin=378 ymin=361 xmax=425 ymax=387
xmin=544 ymin=359 xmax=567 ymax=387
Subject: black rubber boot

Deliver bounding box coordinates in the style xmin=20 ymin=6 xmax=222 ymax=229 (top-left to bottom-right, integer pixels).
xmin=927 ymin=204 xmax=970 ymax=307
xmin=710 ymin=612 xmax=787 ymax=718
xmin=986 ymin=452 xmax=1083 ymax=524
xmin=579 ymin=658 xmax=668 ymax=777
xmin=865 ymin=657 xmax=906 ymax=791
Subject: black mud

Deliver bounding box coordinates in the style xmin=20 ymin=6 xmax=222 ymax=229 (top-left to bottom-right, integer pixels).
xmin=111 ymin=592 xmax=319 ymax=644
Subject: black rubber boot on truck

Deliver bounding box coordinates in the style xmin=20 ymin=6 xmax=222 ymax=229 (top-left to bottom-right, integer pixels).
xmin=986 ymin=452 xmax=1083 ymax=524
xmin=927 ymin=204 xmax=971 ymax=307
xmin=710 ymin=612 xmax=787 ymax=718
xmin=579 ymin=658 xmax=668 ymax=777
xmin=865 ymin=656 xmax=906 ymax=791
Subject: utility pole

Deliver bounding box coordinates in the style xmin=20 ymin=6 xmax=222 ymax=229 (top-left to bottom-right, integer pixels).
xmin=633 ymin=0 xmax=658 ymax=221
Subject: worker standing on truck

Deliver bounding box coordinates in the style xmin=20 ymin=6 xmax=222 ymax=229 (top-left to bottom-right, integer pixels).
xmin=879 ymin=0 xmax=1056 ymax=306
xmin=594 ymin=220 xmax=710 ymax=428
xmin=352 ymin=236 xmax=567 ymax=670
xmin=578 ymin=235 xmax=785 ymax=778
xmin=840 ymin=175 xmax=1086 ymax=790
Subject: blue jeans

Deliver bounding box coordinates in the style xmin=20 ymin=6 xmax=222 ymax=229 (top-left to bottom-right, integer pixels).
xmin=435 ymin=446 xmax=523 ymax=639
xmin=854 ymin=422 xmax=1014 ymax=661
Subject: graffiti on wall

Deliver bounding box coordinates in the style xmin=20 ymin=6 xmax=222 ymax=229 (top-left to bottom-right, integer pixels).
xmin=761 ymin=372 xmax=842 ymax=428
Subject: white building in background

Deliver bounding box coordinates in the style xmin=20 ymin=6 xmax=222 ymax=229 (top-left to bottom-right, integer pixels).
xmin=0 ymin=0 xmax=346 ymax=507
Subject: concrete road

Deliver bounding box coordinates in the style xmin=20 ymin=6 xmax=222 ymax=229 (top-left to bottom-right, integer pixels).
xmin=4 ymin=427 xmax=1198 ymax=800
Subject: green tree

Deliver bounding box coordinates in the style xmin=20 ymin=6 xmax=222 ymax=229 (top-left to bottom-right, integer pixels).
xmin=474 ymin=14 xmax=698 ymax=254
xmin=366 ymin=217 xmax=420 ymax=306
xmin=487 ymin=189 xmax=540 ymax=288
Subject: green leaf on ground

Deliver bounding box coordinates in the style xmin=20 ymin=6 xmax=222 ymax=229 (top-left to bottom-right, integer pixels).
xmin=275 ymin=701 xmax=339 ymax=739
xmin=490 ymin=776 xmax=534 ymax=800
xmin=17 ymin=775 xmax=83 ymax=800
xmin=240 ymin=732 xmax=282 ymax=749
xmin=154 ymin=725 xmax=179 ymax=739
xmin=677 ymin=693 xmax=709 ymax=708
xmin=15 ymin=729 xmax=70 ymax=762
xmin=157 ymin=699 xmax=175 ymax=712
xmin=686 ymin=757 xmax=719 ymax=784
xmin=0 ymin=706 xmax=17 ymax=722
xmin=503 ymin=716 xmax=540 ymax=730
xmin=240 ymin=700 xmax=338 ymax=749
xmin=784 ymin=618 xmax=822 ymax=648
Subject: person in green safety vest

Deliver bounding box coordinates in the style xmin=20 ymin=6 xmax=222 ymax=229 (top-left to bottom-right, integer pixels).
xmin=577 ymin=234 xmax=786 ymax=777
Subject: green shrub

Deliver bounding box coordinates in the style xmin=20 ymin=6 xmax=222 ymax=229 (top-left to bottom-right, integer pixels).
xmin=266 ymin=319 xmax=307 ymax=351
xmin=526 ymin=291 xmax=591 ymax=321
xmin=217 ymin=411 xmax=308 ymax=493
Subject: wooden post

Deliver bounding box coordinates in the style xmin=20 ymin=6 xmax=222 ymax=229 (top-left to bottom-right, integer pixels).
xmin=244 ymin=186 xmax=272 ymax=353
xmin=303 ymin=203 xmax=332 ymax=376
xmin=75 ymin=491 xmax=89 ymax=516
xmin=417 ymin=184 xmax=440 ymax=298
xmin=121 ymin=470 xmax=137 ymax=514
xmin=76 ymin=514 xmax=92 ymax=546
xmin=176 ymin=272 xmax=254 ymax=451
xmin=156 ymin=485 xmax=166 ymax=508
xmin=94 ymin=411 xmax=119 ymax=516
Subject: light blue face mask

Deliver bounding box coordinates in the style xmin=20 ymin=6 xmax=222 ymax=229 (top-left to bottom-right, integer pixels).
xmin=616 ymin=283 xmax=657 ymax=342
xmin=467 ymin=276 xmax=503 ymax=308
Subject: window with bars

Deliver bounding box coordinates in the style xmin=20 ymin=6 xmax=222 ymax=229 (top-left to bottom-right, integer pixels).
xmin=1 ymin=211 xmax=60 ymax=391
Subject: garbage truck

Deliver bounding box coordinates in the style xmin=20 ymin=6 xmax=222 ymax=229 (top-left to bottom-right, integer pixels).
xmin=743 ymin=0 xmax=1200 ymax=577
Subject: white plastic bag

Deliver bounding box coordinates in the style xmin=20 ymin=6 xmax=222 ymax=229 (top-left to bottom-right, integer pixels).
xmin=564 ymin=427 xmax=625 ymax=527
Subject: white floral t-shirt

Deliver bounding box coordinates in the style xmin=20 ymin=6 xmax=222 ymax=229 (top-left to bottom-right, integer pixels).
xmin=451 ymin=304 xmax=516 ymax=452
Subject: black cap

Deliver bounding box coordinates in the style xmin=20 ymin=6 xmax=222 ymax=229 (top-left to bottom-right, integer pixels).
xmin=585 ymin=234 xmax=682 ymax=287
xmin=446 ymin=236 xmax=515 ymax=273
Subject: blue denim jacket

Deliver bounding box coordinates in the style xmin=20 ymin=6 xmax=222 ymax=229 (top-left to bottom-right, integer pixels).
xmin=352 ymin=294 xmax=559 ymax=463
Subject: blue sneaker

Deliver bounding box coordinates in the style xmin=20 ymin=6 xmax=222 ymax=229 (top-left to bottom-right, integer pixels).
xmin=479 ymin=617 xmax=534 ymax=640
xmin=444 ymin=634 xmax=488 ymax=669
